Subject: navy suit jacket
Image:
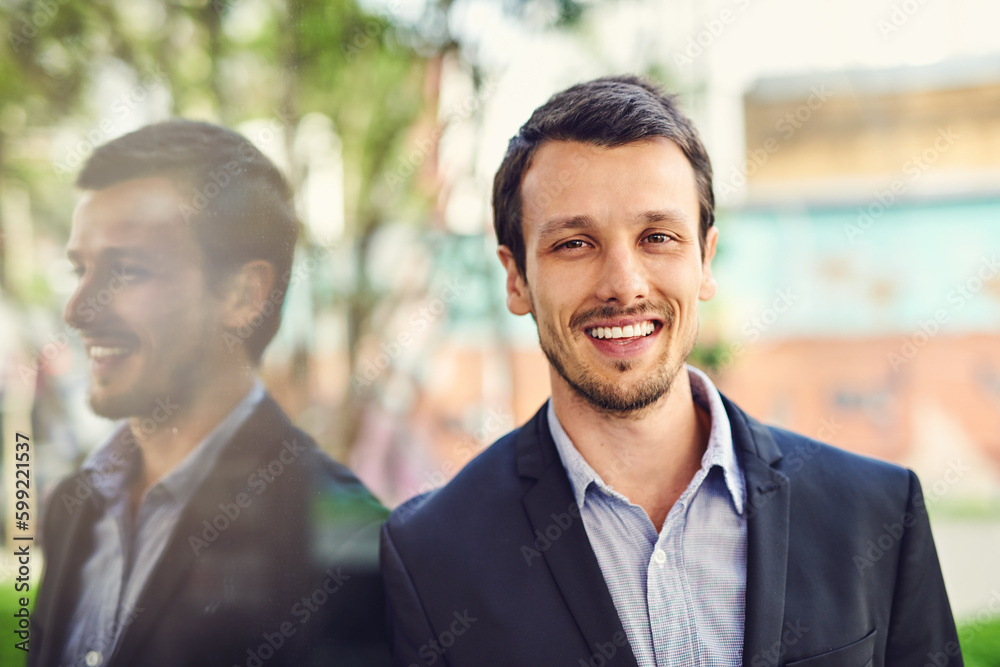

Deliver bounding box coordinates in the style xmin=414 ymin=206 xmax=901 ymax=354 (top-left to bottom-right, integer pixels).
xmin=381 ymin=395 xmax=961 ymax=667
xmin=31 ymin=395 xmax=391 ymax=667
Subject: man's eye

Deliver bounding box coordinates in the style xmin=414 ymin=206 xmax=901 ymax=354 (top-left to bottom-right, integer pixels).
xmin=645 ymin=233 xmax=671 ymax=244
xmin=115 ymin=266 xmax=148 ymax=281
xmin=558 ymin=239 xmax=588 ymax=250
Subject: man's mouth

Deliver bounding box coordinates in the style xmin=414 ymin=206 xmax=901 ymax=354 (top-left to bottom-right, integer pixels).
xmin=84 ymin=340 xmax=137 ymax=379
xmin=87 ymin=345 xmax=132 ymax=359
xmin=587 ymin=320 xmax=657 ymax=340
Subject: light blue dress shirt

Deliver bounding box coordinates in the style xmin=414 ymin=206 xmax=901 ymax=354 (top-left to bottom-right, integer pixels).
xmin=59 ymin=381 xmax=265 ymax=667
xmin=548 ymin=365 xmax=747 ymax=667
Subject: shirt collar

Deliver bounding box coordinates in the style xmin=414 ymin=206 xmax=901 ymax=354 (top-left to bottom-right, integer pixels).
xmin=548 ymin=364 xmax=745 ymax=515
xmin=83 ymin=380 xmax=267 ymax=507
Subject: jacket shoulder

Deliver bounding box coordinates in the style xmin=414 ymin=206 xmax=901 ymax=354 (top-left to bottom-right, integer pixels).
xmin=765 ymin=423 xmax=917 ymax=509
xmin=769 ymin=424 xmax=907 ymax=477
xmin=236 ymin=399 xmax=386 ymax=517
xmin=386 ymin=427 xmax=522 ymax=539
xmin=297 ymin=428 xmax=389 ymax=521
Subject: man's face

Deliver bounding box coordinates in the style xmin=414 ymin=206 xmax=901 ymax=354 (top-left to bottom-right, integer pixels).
xmin=64 ymin=176 xmax=227 ymax=420
xmin=500 ymin=138 xmax=718 ymax=416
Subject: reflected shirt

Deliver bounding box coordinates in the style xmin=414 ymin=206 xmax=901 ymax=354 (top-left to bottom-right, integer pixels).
xmin=548 ymin=365 xmax=747 ymax=667
xmin=59 ymin=381 xmax=265 ymax=667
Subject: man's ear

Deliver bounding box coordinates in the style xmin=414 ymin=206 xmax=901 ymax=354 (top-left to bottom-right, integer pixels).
xmin=221 ymin=260 xmax=277 ymax=330
xmin=698 ymin=225 xmax=719 ymax=301
xmin=497 ymin=246 xmax=532 ymax=316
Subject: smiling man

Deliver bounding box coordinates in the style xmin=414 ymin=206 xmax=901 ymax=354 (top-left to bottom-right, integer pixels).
xmin=30 ymin=120 xmax=390 ymax=667
xmin=380 ymin=77 xmax=961 ymax=666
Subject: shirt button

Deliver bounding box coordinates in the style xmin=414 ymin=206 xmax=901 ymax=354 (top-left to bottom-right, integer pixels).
xmin=85 ymin=651 xmax=103 ymax=666
xmin=652 ymin=549 xmax=667 ymax=566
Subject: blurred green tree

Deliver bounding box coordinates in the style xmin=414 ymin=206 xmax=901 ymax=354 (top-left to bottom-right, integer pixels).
xmin=0 ymin=0 xmax=595 ymax=461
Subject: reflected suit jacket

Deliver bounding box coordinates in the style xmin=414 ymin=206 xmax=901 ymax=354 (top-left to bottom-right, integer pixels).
xmin=381 ymin=394 xmax=961 ymax=667
xmin=31 ymin=395 xmax=391 ymax=667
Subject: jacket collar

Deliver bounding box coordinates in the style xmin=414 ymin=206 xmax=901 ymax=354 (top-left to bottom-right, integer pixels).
xmin=33 ymin=485 xmax=101 ymax=667
xmin=723 ymin=393 xmax=791 ymax=667
xmin=109 ymin=394 xmax=295 ymax=666
xmin=514 ymin=391 xmax=791 ymax=667
xmin=517 ymin=404 xmax=640 ymax=667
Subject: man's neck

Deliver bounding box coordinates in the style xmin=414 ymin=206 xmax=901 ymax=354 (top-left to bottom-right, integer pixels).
xmin=551 ymin=365 xmax=711 ymax=531
xmin=128 ymin=371 xmax=257 ymax=499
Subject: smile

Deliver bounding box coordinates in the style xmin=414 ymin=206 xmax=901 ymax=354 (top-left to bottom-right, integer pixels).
xmin=87 ymin=345 xmax=132 ymax=359
xmin=587 ymin=320 xmax=656 ymax=340
xmin=84 ymin=342 xmax=137 ymax=379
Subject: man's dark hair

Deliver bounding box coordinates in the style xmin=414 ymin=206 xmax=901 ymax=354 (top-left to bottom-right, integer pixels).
xmin=492 ymin=75 xmax=715 ymax=277
xmin=76 ymin=119 xmax=298 ymax=363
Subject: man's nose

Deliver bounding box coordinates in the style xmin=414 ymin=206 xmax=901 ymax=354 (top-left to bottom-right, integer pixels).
xmin=64 ymin=271 xmax=100 ymax=330
xmin=593 ymin=245 xmax=649 ymax=305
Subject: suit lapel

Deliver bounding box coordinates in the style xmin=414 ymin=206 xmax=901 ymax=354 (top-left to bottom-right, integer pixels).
xmin=516 ymin=394 xmax=791 ymax=666
xmin=108 ymin=396 xmax=292 ymax=666
xmin=722 ymin=395 xmax=791 ymax=667
xmin=518 ymin=406 xmax=639 ymax=667
xmin=35 ymin=488 xmax=101 ymax=667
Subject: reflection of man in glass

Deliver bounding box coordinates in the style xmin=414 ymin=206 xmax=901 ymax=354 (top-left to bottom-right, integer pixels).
xmin=30 ymin=120 xmax=389 ymax=667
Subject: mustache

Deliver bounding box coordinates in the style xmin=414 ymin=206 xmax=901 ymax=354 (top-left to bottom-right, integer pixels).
xmin=77 ymin=327 xmax=139 ymax=341
xmin=568 ymin=301 xmax=676 ymax=331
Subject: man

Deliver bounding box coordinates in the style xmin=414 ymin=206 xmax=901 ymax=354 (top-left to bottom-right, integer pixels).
xmin=31 ymin=120 xmax=390 ymax=667
xmin=381 ymin=76 xmax=961 ymax=666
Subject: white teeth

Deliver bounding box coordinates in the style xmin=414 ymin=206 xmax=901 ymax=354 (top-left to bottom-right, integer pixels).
xmin=588 ymin=321 xmax=656 ymax=340
xmin=89 ymin=346 xmax=130 ymax=359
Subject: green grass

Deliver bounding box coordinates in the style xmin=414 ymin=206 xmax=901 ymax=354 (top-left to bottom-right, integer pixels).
xmin=960 ymin=615 xmax=1000 ymax=667
xmin=0 ymin=583 xmax=31 ymax=667
xmin=928 ymin=497 xmax=1000 ymax=521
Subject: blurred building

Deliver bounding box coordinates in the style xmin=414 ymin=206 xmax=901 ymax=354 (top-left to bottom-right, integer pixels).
xmin=713 ymin=55 xmax=1000 ymax=501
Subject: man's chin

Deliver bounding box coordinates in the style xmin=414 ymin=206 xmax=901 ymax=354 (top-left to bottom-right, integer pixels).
xmin=88 ymin=390 xmax=145 ymax=421
xmin=556 ymin=364 xmax=676 ymax=417
xmin=575 ymin=382 xmax=668 ymax=417
xmin=543 ymin=334 xmax=684 ymax=416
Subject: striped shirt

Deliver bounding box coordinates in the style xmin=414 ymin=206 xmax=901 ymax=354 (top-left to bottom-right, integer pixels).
xmin=548 ymin=365 xmax=746 ymax=667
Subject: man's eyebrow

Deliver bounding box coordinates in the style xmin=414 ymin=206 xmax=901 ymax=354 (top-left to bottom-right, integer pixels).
xmin=536 ymin=215 xmax=599 ymax=240
xmin=536 ymin=209 xmax=694 ymax=240
xmin=637 ymin=208 xmax=693 ymax=226
xmin=65 ymin=247 xmax=157 ymax=262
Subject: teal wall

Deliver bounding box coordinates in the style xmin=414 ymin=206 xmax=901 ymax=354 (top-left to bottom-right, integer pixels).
xmin=710 ymin=197 xmax=1000 ymax=340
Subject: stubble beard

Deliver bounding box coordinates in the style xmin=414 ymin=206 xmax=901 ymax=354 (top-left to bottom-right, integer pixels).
xmin=536 ymin=300 xmax=694 ymax=418
xmin=88 ymin=326 xmax=212 ymax=422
